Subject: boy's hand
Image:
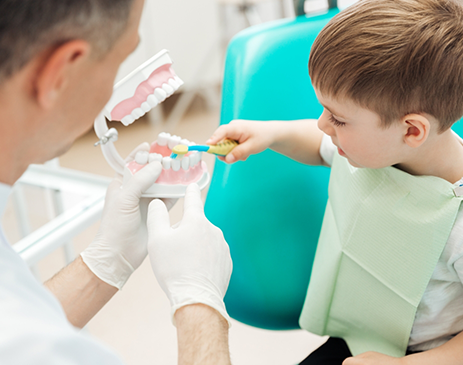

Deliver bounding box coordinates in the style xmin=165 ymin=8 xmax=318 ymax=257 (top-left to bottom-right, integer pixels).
xmin=343 ymin=352 xmax=406 ymax=365
xmin=206 ymin=120 xmax=277 ymax=163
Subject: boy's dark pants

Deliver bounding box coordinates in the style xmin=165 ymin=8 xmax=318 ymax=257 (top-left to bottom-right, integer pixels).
xmin=299 ymin=338 xmax=420 ymax=364
xmin=299 ymin=338 xmax=352 ymax=365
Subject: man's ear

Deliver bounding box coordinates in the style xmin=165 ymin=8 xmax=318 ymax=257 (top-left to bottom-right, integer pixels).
xmin=402 ymin=113 xmax=430 ymax=148
xmin=34 ymin=40 xmax=90 ymax=109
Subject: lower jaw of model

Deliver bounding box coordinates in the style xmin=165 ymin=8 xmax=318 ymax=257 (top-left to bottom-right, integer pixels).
xmin=123 ymin=132 xmax=210 ymax=198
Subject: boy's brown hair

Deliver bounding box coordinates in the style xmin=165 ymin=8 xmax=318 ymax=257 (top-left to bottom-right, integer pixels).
xmin=309 ymin=0 xmax=463 ymax=132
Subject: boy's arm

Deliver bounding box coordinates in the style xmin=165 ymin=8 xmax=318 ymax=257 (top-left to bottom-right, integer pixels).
xmin=207 ymin=119 xmax=325 ymax=166
xmin=270 ymin=120 xmax=325 ymax=165
xmin=343 ymin=331 xmax=463 ymax=365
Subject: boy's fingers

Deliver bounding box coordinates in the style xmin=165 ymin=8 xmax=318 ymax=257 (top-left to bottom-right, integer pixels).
xmin=225 ymin=153 xmax=237 ymax=163
xmin=207 ymin=123 xmax=245 ymax=145
xmin=226 ymin=144 xmax=252 ymax=162
xmin=207 ymin=126 xmax=229 ymax=144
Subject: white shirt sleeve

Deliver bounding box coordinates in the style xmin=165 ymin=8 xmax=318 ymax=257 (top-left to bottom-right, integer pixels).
xmin=408 ymin=205 xmax=463 ymax=351
xmin=319 ymin=133 xmax=336 ymax=167
xmin=0 ymin=236 xmax=126 ymax=364
xmin=3 ymin=327 xmax=125 ymax=365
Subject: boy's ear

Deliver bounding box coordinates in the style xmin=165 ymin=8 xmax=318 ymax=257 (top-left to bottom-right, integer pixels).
xmin=402 ymin=113 xmax=430 ymax=148
xmin=34 ymin=40 xmax=91 ymax=110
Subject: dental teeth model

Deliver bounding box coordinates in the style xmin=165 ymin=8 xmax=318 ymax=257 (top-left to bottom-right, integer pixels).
xmin=94 ymin=50 xmax=210 ymax=198
xmin=123 ymin=132 xmax=209 ymax=197
xmin=104 ymin=50 xmax=183 ymax=126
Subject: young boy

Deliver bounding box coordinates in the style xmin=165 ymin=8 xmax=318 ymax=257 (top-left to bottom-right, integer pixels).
xmin=207 ymin=0 xmax=463 ymax=364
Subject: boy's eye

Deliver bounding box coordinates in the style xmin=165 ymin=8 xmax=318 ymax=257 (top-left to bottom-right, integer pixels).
xmin=329 ymin=114 xmax=346 ymax=127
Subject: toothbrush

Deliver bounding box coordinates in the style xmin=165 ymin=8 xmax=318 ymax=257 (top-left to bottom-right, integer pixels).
xmin=171 ymin=139 xmax=239 ymax=159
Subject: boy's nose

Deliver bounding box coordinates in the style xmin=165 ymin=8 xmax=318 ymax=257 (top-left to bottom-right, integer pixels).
xmin=318 ymin=112 xmax=335 ymax=137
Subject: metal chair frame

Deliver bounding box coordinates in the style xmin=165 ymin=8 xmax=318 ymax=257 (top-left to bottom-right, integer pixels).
xmin=293 ymin=0 xmax=337 ymax=16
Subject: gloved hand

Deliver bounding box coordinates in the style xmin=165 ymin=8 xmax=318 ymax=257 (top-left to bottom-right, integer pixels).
xmin=147 ymin=184 xmax=233 ymax=326
xmin=81 ymin=143 xmax=176 ymax=290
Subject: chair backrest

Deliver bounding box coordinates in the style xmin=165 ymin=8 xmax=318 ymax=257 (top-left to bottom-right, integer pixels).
xmin=204 ymin=10 xmax=338 ymax=330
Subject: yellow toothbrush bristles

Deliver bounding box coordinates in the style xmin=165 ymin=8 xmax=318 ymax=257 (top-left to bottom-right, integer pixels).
xmin=172 ymin=144 xmax=189 ymax=156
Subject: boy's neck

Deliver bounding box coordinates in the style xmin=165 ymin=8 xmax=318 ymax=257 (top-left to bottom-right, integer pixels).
xmin=395 ymin=129 xmax=463 ymax=184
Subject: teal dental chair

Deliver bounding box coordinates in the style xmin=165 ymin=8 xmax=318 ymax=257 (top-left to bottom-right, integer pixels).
xmin=204 ymin=2 xmax=338 ymax=330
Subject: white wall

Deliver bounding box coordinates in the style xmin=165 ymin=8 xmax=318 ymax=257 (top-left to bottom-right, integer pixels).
xmin=116 ymin=0 xmax=294 ymax=86
xmin=115 ymin=0 xmax=359 ymax=97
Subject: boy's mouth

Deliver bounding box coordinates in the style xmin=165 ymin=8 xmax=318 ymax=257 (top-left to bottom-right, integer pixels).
xmin=337 ymin=147 xmax=346 ymax=157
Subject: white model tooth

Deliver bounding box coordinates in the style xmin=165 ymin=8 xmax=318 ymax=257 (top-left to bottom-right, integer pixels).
xmin=171 ymin=158 xmax=181 ymax=172
xmin=162 ymin=83 xmax=175 ymax=97
xmin=157 ymin=132 xmax=170 ymax=146
xmin=194 ymin=152 xmax=201 ymax=166
xmin=180 ymin=139 xmax=190 ymax=146
xmin=174 ymin=76 xmax=184 ymax=86
xmin=147 ymin=94 xmax=159 ymax=108
xmin=188 ymin=141 xmax=196 ymax=146
xmin=189 ymin=152 xmax=196 ymax=166
xmin=162 ymin=157 xmax=171 ymax=169
xmin=121 ymin=115 xmax=135 ymax=126
xmin=168 ymin=135 xmax=182 ymax=150
xmin=181 ymin=156 xmax=190 ymax=171
xmin=168 ymin=79 xmax=180 ymax=90
xmin=131 ymin=108 xmax=145 ymax=120
xmin=194 ymin=152 xmax=201 ymax=165
xmin=141 ymin=102 xmax=151 ymax=113
xmin=154 ymin=88 xmax=167 ymax=102
xmin=149 ymin=153 xmax=163 ymax=164
xmin=135 ymin=151 xmax=149 ymax=165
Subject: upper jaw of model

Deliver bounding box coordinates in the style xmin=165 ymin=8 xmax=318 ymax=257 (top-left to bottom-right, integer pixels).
xmin=111 ymin=65 xmax=183 ymax=126
xmin=103 ymin=50 xmax=184 ymax=126
xmin=123 ymin=132 xmax=209 ymax=197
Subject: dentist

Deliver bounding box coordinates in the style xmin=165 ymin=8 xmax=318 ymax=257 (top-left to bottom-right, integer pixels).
xmin=0 ymin=0 xmax=232 ymax=364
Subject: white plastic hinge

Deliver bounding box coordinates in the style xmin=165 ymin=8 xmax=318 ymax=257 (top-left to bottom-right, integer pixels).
xmin=94 ymin=128 xmax=119 ymax=146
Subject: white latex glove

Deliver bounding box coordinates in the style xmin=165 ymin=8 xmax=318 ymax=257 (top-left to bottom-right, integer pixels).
xmin=81 ymin=143 xmax=176 ymax=289
xmin=147 ymin=184 xmax=233 ymax=326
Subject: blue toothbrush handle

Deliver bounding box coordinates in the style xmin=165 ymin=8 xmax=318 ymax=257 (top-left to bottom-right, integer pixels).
xmin=188 ymin=145 xmax=210 ymax=152
xmin=170 ymin=144 xmax=210 ymax=159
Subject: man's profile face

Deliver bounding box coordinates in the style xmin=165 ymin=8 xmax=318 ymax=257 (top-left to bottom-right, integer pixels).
xmin=40 ymin=0 xmax=145 ymax=161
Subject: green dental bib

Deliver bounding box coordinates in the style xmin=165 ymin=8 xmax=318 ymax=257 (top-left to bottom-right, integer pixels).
xmin=299 ymin=152 xmax=463 ymax=357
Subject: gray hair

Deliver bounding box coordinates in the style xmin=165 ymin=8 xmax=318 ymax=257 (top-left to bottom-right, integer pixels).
xmin=0 ymin=0 xmax=135 ymax=82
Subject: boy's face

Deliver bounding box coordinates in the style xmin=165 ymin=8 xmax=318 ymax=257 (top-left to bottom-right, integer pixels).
xmin=315 ymin=89 xmax=407 ymax=169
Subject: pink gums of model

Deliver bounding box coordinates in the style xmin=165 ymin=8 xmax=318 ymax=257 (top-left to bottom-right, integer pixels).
xmin=126 ymin=142 xmax=207 ymax=185
xmin=111 ymin=64 xmax=177 ymax=121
